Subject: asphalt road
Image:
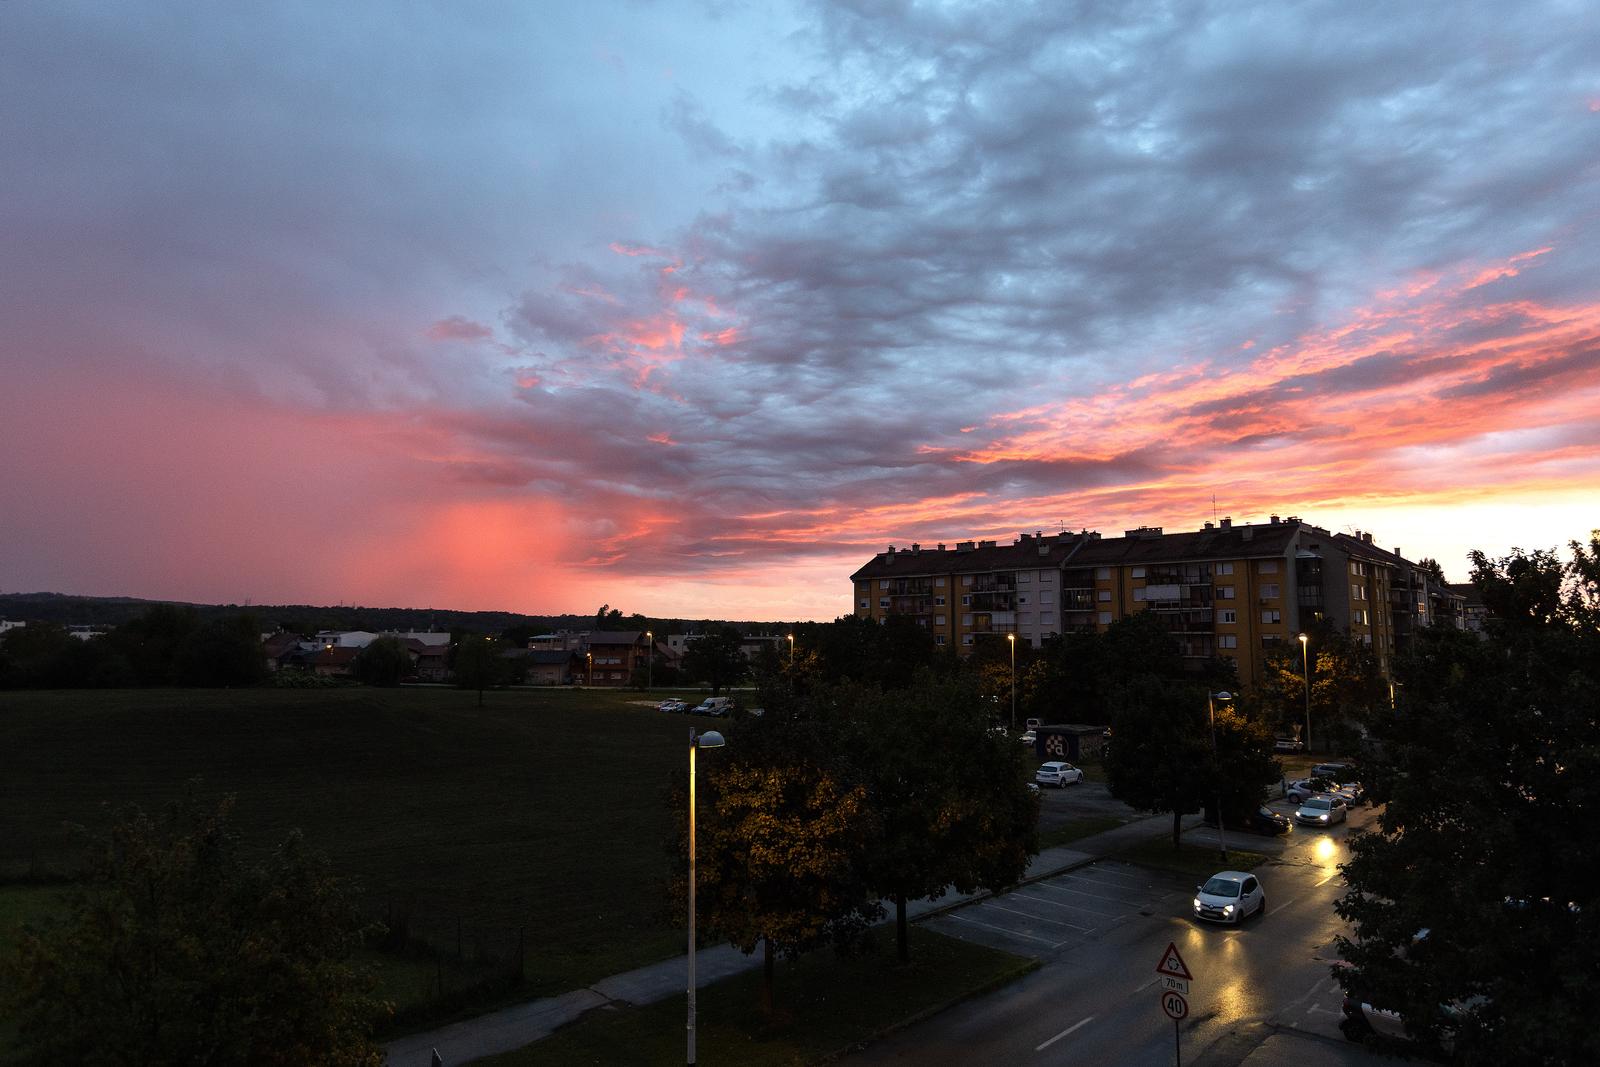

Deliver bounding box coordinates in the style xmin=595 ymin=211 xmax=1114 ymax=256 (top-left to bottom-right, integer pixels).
xmin=848 ymin=799 xmax=1385 ymax=1067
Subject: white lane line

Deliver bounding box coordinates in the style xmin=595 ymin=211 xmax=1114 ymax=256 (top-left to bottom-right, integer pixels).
xmin=1315 ymin=872 xmax=1340 ymax=887
xmin=942 ymin=911 xmax=1061 ymax=946
xmin=982 ymin=900 xmax=1092 ymax=930
xmin=1035 ymin=1015 xmax=1095 ymax=1052
xmin=1267 ymin=896 xmax=1300 ymax=917
xmin=1016 ymin=890 xmax=1116 ymax=917
xmin=1029 ymin=881 xmax=1136 ymax=905
xmin=1135 ymin=977 xmax=1159 ymax=992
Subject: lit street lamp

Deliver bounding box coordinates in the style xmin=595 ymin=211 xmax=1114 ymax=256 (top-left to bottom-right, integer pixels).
xmin=787 ymin=632 xmax=794 ymax=666
xmin=1298 ymin=633 xmax=1311 ymax=752
xmin=1208 ymin=690 xmax=1233 ymax=862
xmin=586 ymin=651 xmax=592 ymax=687
xmin=1007 ymin=633 xmax=1016 ymax=732
xmin=647 ymin=629 xmax=654 ymax=693
xmin=687 ymin=727 xmax=725 ymax=1067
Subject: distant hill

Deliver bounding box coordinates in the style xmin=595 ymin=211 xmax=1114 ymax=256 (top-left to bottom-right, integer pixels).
xmin=0 ymin=592 xmax=788 ymax=636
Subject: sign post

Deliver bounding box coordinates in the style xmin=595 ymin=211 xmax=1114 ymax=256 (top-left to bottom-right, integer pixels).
xmin=1155 ymin=942 xmax=1194 ymax=1066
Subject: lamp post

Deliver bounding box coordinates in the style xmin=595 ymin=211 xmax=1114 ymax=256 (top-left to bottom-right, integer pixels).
xmin=1298 ymin=633 xmax=1311 ymax=752
xmin=647 ymin=630 xmax=654 ymax=693
xmin=1007 ymin=633 xmax=1016 ymax=732
xmin=787 ymin=632 xmax=794 ymax=666
xmin=687 ymin=727 xmax=725 ymax=1067
xmin=1208 ymin=690 xmax=1232 ymax=862
xmin=586 ymin=651 xmax=592 ymax=687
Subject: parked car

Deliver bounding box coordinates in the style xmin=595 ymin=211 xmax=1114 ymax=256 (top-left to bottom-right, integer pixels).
xmin=1025 ymin=718 xmax=1042 ymax=731
xmin=1273 ymin=737 xmax=1305 ymax=753
xmin=1192 ymin=871 xmax=1266 ymax=924
xmin=1285 ymin=777 xmax=1342 ymax=803
xmin=1295 ymin=794 xmax=1348 ymax=826
xmin=1313 ymin=761 xmax=1358 ymax=780
xmin=1205 ymin=803 xmax=1291 ymax=836
xmin=1018 ymin=730 xmax=1037 ymax=746
xmin=658 ymin=699 xmax=687 ymax=714
xmin=691 ymin=696 xmax=733 ymax=716
xmin=1035 ymin=761 xmax=1084 ymax=788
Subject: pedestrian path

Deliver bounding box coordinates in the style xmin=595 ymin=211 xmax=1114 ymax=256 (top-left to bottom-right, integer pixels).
xmin=384 ymin=811 xmax=1202 ymax=1066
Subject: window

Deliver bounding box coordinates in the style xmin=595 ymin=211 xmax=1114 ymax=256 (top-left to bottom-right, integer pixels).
xmin=1352 ymin=586 xmax=1365 ymax=601
xmin=858 ymin=599 xmax=868 ymax=610
xmin=1218 ymin=586 xmax=1235 ymax=599
xmin=1040 ymin=590 xmax=1053 ymax=605
xmin=935 ymin=615 xmax=946 ymax=626
xmin=1218 ymin=609 xmax=1237 ymax=624
xmin=1040 ymin=612 xmax=1056 ymax=626
xmin=1131 ymin=567 xmax=1146 ymax=578
xmin=962 ymin=634 xmax=973 ymax=646
xmin=879 ymin=598 xmax=890 ymax=609
xmin=935 ymin=634 xmax=946 ymax=646
xmin=1096 ymin=567 xmax=1112 ymax=580
xmin=1262 ymin=583 xmax=1279 ymax=598
xmin=1039 ymin=570 xmax=1053 ymax=583
xmin=1097 ymin=611 xmax=1113 ymax=624
xmin=1017 ymin=571 xmax=1031 ymax=582
xmin=1262 ymin=609 xmax=1280 ymax=624
xmin=1019 ymin=611 xmax=1034 ymax=624
xmin=935 ymin=577 xmax=945 ymax=587
xmin=1134 ymin=588 xmax=1147 ymax=602
xmin=962 ymin=614 xmax=974 ymax=626
xmin=1018 ymin=594 xmax=1030 ymax=606
xmin=1262 ymin=634 xmax=1283 ymax=647
xmin=1260 ymin=560 xmax=1278 ymax=574
xmin=1352 ymin=609 xmax=1368 ymax=625
xmin=1217 ymin=562 xmax=1234 ymax=575
xmin=881 ymin=579 xmax=891 ymax=590
xmin=935 ymin=596 xmax=945 ymax=606
xmin=1218 ymin=634 xmax=1238 ymax=649
xmin=963 ymin=575 xmax=974 ymax=586
xmin=1097 ymin=589 xmax=1111 ymax=602
xmin=961 ymin=595 xmax=971 ymax=606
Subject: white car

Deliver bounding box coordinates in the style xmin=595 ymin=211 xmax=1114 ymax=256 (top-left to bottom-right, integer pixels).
xmin=1018 ymin=730 xmax=1037 ymax=746
xmin=1193 ymin=871 xmax=1266 ymax=924
xmin=657 ymin=699 xmax=686 ymax=713
xmin=1035 ymin=761 xmax=1083 ymax=788
xmin=1295 ymin=794 xmax=1348 ymax=826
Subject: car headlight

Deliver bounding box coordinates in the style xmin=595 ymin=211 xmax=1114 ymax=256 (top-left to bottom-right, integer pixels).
xmin=1193 ymin=898 xmax=1202 ymax=911
xmin=1318 ymin=814 xmax=1329 ymax=822
xmin=1223 ymin=904 xmax=1235 ymax=915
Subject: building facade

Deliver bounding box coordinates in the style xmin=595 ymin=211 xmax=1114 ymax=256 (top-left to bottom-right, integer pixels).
xmin=851 ymin=516 xmax=1460 ymax=685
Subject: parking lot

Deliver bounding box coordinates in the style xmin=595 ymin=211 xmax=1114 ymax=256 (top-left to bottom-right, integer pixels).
xmin=923 ymin=859 xmax=1178 ymax=955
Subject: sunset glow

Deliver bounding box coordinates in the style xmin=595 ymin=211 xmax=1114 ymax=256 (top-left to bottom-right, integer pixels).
xmin=2 ymin=3 xmax=1596 ymax=622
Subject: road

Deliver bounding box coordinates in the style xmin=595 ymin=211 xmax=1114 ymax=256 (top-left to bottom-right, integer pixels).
xmin=848 ymin=800 xmax=1382 ymax=1067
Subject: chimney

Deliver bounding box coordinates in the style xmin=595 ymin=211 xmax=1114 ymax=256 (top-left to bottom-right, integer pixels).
xmin=1270 ymin=514 xmax=1280 ymax=524
xmin=1394 ymin=546 xmax=1402 ymax=559
xmin=1220 ymin=517 xmax=1232 ymax=529
xmin=911 ymin=543 xmax=920 ymax=554
xmin=1204 ymin=521 xmax=1215 ymax=530
xmin=1363 ymin=532 xmax=1373 ymax=544
xmin=937 ymin=543 xmax=945 ymax=552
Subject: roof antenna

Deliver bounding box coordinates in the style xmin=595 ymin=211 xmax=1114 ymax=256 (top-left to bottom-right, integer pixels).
xmin=1212 ymin=494 xmax=1218 ymax=524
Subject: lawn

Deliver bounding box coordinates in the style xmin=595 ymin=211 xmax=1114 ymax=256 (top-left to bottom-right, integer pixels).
xmin=0 ymin=687 xmax=707 ymax=1003
xmin=1036 ymin=814 xmax=1130 ymax=850
xmin=1114 ymin=838 xmax=1269 ymax=879
xmin=482 ymin=925 xmax=1036 ymax=1066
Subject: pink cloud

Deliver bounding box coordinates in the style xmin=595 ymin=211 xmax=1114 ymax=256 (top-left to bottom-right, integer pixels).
xmin=425 ymin=316 xmax=495 ymax=342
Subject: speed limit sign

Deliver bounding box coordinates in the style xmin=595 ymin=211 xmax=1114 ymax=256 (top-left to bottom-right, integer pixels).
xmin=1161 ymin=990 xmax=1189 ymax=1020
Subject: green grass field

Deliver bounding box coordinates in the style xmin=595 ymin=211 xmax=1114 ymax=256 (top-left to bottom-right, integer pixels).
xmin=1 ymin=687 xmax=707 ymax=1001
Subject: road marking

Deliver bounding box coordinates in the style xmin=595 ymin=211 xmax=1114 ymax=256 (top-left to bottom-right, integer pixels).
xmin=982 ymin=900 xmax=1092 ymax=930
xmin=1035 ymin=1015 xmax=1095 ymax=1051
xmin=1136 ymin=976 xmax=1159 ymax=992
xmin=1030 ymin=880 xmax=1136 ymax=904
xmin=1314 ymin=872 xmax=1340 ymax=887
xmin=1267 ymin=896 xmax=1299 ymax=917
xmin=942 ymin=911 xmax=1064 ymax=946
xmin=1017 ymin=890 xmax=1117 ymax=917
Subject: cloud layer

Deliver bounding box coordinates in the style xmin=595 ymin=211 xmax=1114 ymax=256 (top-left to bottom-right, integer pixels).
xmin=3 ymin=1 xmax=1598 ymax=619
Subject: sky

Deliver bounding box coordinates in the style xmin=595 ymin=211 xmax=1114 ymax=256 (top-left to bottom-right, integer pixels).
xmin=2 ymin=1 xmax=1598 ymax=622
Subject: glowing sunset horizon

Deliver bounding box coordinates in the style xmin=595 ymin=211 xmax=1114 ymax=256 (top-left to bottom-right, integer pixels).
xmin=2 ymin=3 xmax=1596 ymax=623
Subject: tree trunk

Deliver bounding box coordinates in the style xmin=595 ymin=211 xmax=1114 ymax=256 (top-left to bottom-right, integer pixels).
xmin=1172 ymin=809 xmax=1182 ymax=851
xmin=761 ymin=939 xmax=775 ymax=1018
xmin=896 ymin=893 xmax=909 ymax=963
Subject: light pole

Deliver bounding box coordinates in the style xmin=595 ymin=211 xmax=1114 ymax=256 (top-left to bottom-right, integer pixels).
xmin=647 ymin=630 xmax=654 ymax=693
xmin=1007 ymin=633 xmax=1016 ymax=732
xmin=1298 ymin=633 xmax=1311 ymax=752
xmin=1208 ymin=691 xmax=1232 ymax=862
xmin=687 ymin=727 xmax=725 ymax=1067
xmin=787 ymin=632 xmax=794 ymax=666
xmin=586 ymin=651 xmax=592 ymax=687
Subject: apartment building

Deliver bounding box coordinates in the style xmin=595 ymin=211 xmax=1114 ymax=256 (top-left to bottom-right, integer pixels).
xmin=851 ymin=516 xmax=1456 ymax=685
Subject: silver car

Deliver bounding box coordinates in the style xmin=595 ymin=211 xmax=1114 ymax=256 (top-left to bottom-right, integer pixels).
xmin=1295 ymin=794 xmax=1348 ymax=826
xmin=1193 ymin=871 xmax=1266 ymax=924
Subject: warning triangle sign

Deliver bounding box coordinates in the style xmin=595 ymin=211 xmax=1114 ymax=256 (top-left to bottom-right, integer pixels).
xmin=1155 ymin=941 xmax=1193 ymax=981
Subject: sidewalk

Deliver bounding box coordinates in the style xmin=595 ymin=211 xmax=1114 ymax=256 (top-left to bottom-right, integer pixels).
xmin=384 ymin=810 xmax=1202 ymax=1066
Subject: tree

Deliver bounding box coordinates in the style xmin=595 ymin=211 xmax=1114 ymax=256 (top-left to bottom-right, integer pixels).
xmin=1102 ymin=678 xmax=1217 ymax=849
xmin=453 ymin=633 xmax=502 ymax=705
xmin=680 ymin=625 xmax=747 ymax=695
xmin=355 ymin=635 xmax=411 ymax=687
xmin=673 ymin=717 xmax=880 ymax=1017
xmin=1 ymin=793 xmax=389 ymax=1066
xmin=174 ymin=612 xmax=268 ymax=687
xmin=1417 ymin=556 xmax=1449 ymax=585
xmin=106 ymin=604 xmax=202 ymax=686
xmin=1334 ymin=542 xmax=1600 ymax=1062
xmin=839 ymin=680 xmax=1038 ymax=961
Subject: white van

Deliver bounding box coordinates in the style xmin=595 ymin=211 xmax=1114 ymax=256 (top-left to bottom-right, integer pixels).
xmin=692 ymin=696 xmax=734 ymax=717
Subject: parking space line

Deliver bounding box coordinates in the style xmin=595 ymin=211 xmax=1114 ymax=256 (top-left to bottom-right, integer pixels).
xmin=981 ymin=900 xmax=1092 ymax=930
xmin=1029 ymin=880 xmax=1136 ymax=905
xmin=1267 ymin=896 xmax=1300 ymax=917
xmin=1015 ymin=890 xmax=1121 ymax=921
xmin=942 ymin=911 xmax=1063 ymax=946
xmin=1035 ymin=1015 xmax=1094 ymax=1052
xmin=1314 ymin=872 xmax=1340 ymax=887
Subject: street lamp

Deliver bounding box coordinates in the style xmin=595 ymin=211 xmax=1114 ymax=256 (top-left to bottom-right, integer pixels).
xmin=1208 ymin=690 xmax=1233 ymax=862
xmin=1298 ymin=633 xmax=1311 ymax=752
xmin=1006 ymin=633 xmax=1016 ymax=732
xmin=586 ymin=651 xmax=592 ymax=687
xmin=787 ymin=632 xmax=794 ymax=666
xmin=687 ymin=727 xmax=725 ymax=1067
xmin=647 ymin=630 xmax=654 ymax=693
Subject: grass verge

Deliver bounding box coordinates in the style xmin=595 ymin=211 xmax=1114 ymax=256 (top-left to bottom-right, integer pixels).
xmin=1114 ymin=838 xmax=1269 ymax=879
xmin=1036 ymin=815 xmax=1129 ymax=850
xmin=480 ymin=925 xmax=1037 ymax=1066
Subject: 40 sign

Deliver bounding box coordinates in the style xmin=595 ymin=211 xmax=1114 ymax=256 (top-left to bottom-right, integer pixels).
xmin=1161 ymin=990 xmax=1189 ymax=1020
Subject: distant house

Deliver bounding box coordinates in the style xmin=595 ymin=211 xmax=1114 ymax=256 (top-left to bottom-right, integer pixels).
xmin=314 ymin=630 xmax=379 ymax=649
xmin=0 ymin=620 xmax=26 ymax=636
xmin=399 ymin=638 xmax=449 ymax=682
xmin=584 ymin=631 xmax=648 ymax=686
xmin=311 ymin=646 xmax=360 ymax=677
xmin=261 ymin=632 xmax=303 ymax=671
